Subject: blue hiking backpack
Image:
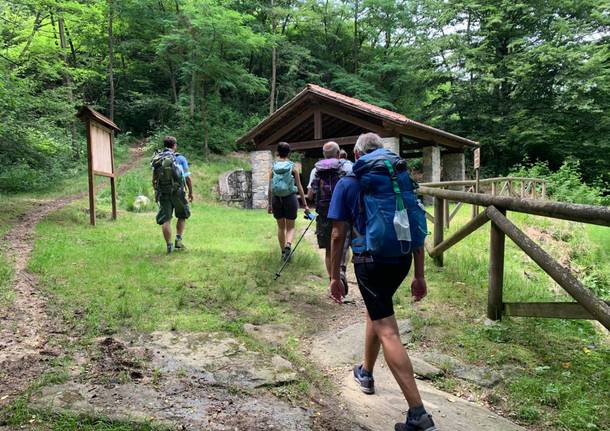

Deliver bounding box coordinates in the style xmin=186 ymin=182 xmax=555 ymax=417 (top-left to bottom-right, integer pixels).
xmin=351 ymin=148 xmax=428 ymax=257
xmin=271 ymin=160 xmax=297 ymax=197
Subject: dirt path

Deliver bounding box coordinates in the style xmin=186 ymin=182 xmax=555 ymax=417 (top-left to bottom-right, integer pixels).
xmin=0 ymin=144 xmax=146 ymax=407
xmin=303 ymin=234 xmax=526 ymax=431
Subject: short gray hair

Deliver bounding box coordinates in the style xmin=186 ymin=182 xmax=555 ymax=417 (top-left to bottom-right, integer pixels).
xmin=322 ymin=141 xmax=340 ymax=158
xmin=355 ymin=133 xmax=383 ymax=154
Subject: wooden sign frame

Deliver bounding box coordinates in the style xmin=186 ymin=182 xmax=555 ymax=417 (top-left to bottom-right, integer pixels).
xmin=76 ymin=106 xmax=121 ymax=226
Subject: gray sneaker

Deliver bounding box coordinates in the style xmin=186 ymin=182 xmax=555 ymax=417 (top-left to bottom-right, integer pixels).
xmin=394 ymin=413 xmax=437 ymax=431
xmin=166 ymin=243 xmax=174 ymax=254
xmin=174 ymin=238 xmax=185 ymax=250
xmin=353 ymin=364 xmax=374 ymax=394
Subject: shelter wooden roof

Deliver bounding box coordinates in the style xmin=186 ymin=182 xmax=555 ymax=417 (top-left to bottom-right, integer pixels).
xmin=237 ymin=84 xmax=478 ymax=151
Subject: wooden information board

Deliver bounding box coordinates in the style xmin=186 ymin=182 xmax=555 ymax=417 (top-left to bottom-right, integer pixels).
xmin=474 ymin=147 xmax=481 ymax=169
xmin=76 ymin=106 xmax=120 ymax=225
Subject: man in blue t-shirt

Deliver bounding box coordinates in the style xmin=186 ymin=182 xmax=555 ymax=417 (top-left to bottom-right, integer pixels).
xmin=153 ymin=136 xmax=194 ymax=253
xmin=327 ymin=133 xmax=437 ymax=431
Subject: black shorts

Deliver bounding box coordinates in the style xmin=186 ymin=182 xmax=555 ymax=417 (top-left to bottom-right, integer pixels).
xmin=315 ymin=215 xmax=332 ymax=249
xmin=354 ymin=256 xmax=412 ymax=321
xmin=272 ymin=194 xmax=298 ymax=220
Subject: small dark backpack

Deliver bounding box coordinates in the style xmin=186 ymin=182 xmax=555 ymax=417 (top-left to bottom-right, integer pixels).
xmin=314 ymin=158 xmax=344 ymax=217
xmin=151 ymin=150 xmax=183 ymax=195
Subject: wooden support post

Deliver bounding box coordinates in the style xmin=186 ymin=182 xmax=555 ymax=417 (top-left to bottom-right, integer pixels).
xmin=488 ymin=206 xmax=505 ymax=320
xmin=491 ymin=181 xmax=496 ymax=196
xmin=486 ymin=205 xmax=610 ymax=330
xmin=314 ymin=110 xmax=322 ymax=140
xmin=520 ymin=180 xmax=525 ymax=198
xmin=472 ymin=168 xmax=480 ymax=219
xmin=86 ymin=122 xmax=96 ymax=226
xmin=541 ymin=182 xmax=547 ymax=200
xmin=443 ymin=197 xmax=450 ymax=229
xmin=110 ymin=177 xmax=117 ymax=220
xmin=433 ymin=197 xmax=444 ymax=267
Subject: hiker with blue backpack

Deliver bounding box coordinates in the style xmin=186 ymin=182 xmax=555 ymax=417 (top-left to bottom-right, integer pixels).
xmin=268 ymin=142 xmax=309 ymax=261
xmin=306 ymin=141 xmax=352 ymax=290
xmin=327 ymin=133 xmax=438 ymax=431
xmin=151 ymin=136 xmax=193 ymax=254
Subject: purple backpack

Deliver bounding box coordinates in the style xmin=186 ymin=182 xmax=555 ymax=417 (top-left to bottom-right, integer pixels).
xmin=314 ymin=158 xmax=345 ymax=216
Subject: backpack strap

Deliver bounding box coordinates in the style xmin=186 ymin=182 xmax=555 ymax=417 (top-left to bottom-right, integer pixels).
xmin=383 ymin=160 xmax=405 ymax=212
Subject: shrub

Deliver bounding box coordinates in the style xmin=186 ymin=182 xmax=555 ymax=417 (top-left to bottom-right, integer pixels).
xmin=510 ymin=158 xmax=609 ymax=205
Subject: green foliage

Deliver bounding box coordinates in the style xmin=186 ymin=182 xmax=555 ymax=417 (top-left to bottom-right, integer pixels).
xmin=1 ymin=0 xmax=609 ymax=189
xmin=510 ymin=158 xmax=609 ymax=205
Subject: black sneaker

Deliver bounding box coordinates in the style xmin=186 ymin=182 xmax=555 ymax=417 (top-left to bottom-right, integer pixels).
xmin=340 ymin=270 xmax=349 ymax=296
xmin=394 ymin=413 xmax=437 ymax=431
xmin=353 ymin=364 xmax=374 ymax=394
xmin=282 ymin=246 xmax=291 ymax=262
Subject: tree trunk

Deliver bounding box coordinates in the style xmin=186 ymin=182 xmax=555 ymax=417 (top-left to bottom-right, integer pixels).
xmin=190 ymin=65 xmax=196 ymax=118
xmin=19 ymin=11 xmax=43 ymax=60
xmin=168 ymin=62 xmax=178 ymax=104
xmin=201 ymin=81 xmax=209 ymax=157
xmin=353 ymin=0 xmax=359 ymax=73
xmin=269 ymin=0 xmax=277 ymax=114
xmin=58 ymin=16 xmax=78 ymax=159
xmin=108 ymin=0 xmax=115 ymax=121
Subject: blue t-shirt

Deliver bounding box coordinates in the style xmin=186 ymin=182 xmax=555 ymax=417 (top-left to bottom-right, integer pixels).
xmin=175 ymin=154 xmax=191 ymax=179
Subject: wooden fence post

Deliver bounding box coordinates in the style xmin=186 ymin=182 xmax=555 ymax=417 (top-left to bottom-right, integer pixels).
xmin=443 ymin=197 xmax=450 ymax=229
xmin=488 ymin=206 xmax=506 ymax=320
xmin=434 ymin=197 xmax=444 ymax=267
xmin=542 ymin=182 xmax=547 ymax=200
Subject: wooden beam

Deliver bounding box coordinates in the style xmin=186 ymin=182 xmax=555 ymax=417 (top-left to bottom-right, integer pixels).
xmin=314 ymin=110 xmax=322 ymax=139
xmin=286 ymin=135 xmax=360 ymax=151
xmin=384 ymin=121 xmax=464 ymax=150
xmin=417 ymin=186 xmax=610 ymax=227
xmin=433 ymin=197 xmax=444 ymax=267
xmin=319 ymin=105 xmax=388 ymax=134
xmin=428 ymin=211 xmax=490 ymax=258
xmin=486 ymin=205 xmax=610 ymax=330
xmin=259 ymin=108 xmax=314 ymax=147
xmin=488 ymin=208 xmax=506 ymax=320
xmin=504 ymin=301 xmax=610 ymax=319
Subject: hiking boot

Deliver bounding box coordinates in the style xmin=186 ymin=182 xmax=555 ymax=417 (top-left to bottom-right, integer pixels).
xmin=174 ymin=238 xmax=185 ymax=250
xmin=166 ymin=243 xmax=174 ymax=254
xmin=394 ymin=413 xmax=437 ymax=431
xmin=353 ymin=364 xmax=374 ymax=394
xmin=282 ymin=246 xmax=292 ymax=262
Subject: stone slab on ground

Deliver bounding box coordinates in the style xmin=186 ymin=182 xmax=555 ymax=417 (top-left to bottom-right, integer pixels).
xmin=311 ymin=320 xmax=413 ymax=369
xmin=243 ymin=322 xmax=292 ymax=346
xmin=421 ymin=351 xmax=502 ymax=388
xmin=29 ymin=333 xmax=313 ymax=430
xmin=341 ymin=366 xmax=525 ymax=431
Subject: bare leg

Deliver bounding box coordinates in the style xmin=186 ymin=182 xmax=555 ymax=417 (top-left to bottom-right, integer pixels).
xmin=285 ymin=218 xmax=296 ymax=245
xmin=363 ymin=311 xmax=381 ymax=373
xmin=162 ymin=221 xmax=172 ymax=243
xmin=373 ymin=315 xmax=423 ymax=408
xmin=276 ymin=218 xmax=286 ymax=249
xmin=176 ymin=218 xmax=186 ymax=236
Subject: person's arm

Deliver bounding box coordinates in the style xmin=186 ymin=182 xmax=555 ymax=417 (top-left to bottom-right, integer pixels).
xmin=410 ymin=246 xmax=427 ymax=301
xmin=267 ymin=169 xmax=273 ymax=214
xmin=293 ymin=166 xmax=309 ymax=212
xmin=185 ymin=176 xmax=193 ymax=202
xmin=329 ymin=221 xmax=348 ymax=303
xmin=306 ymin=168 xmax=316 ymax=201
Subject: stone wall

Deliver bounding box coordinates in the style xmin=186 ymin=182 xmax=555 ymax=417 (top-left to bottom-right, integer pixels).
xmin=250 ymin=150 xmax=273 ymax=209
xmin=441 ymin=153 xmax=465 ymax=190
xmin=218 ymin=169 xmax=252 ymax=208
xmin=381 ymin=136 xmax=400 ymax=154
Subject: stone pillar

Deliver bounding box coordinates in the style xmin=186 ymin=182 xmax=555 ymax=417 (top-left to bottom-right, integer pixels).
xmin=422 ymin=146 xmax=441 ymax=184
xmin=250 ymin=150 xmax=273 ymax=209
xmin=422 ymin=146 xmax=441 ymax=204
xmin=441 ymin=152 xmax=465 ymax=190
xmin=381 ymin=136 xmax=400 ymax=155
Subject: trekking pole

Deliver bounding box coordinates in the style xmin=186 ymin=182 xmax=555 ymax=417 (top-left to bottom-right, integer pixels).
xmin=274 ymin=212 xmax=316 ymax=280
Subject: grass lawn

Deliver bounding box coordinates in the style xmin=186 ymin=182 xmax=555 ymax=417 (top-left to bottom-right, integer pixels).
xmin=394 ymin=205 xmax=610 ymax=431
xmin=2 ymin=153 xmax=608 ymax=431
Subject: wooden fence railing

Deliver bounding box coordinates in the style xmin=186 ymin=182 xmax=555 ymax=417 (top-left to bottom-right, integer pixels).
xmin=420 ymin=177 xmax=548 ymax=229
xmin=417 ymin=186 xmax=610 ymax=331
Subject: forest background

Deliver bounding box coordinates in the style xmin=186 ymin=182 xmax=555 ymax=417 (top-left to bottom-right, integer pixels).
xmin=1 ymin=0 xmax=609 ymax=200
